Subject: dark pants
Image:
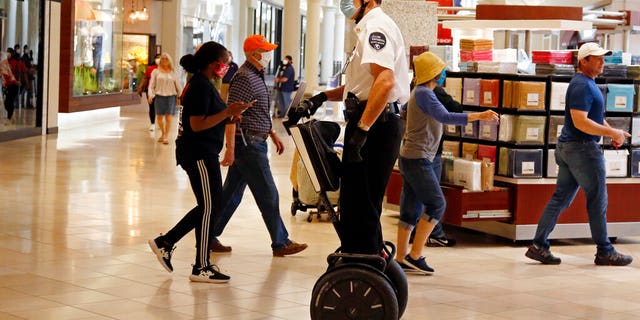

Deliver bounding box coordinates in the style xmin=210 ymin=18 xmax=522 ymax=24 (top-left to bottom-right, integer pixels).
xmin=163 ymin=156 xmax=222 ymax=268
xmin=335 ymin=115 xmax=403 ymax=254
xmin=148 ymin=96 xmax=155 ymax=124
xmin=4 ymin=84 xmax=19 ymax=120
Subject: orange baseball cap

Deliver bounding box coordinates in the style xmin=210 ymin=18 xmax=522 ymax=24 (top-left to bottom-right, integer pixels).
xmin=243 ymin=34 xmax=278 ymax=52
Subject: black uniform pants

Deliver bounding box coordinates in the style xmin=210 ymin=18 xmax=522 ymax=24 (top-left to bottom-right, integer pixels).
xmin=163 ymin=156 xmax=222 ymax=268
xmin=335 ymin=114 xmax=402 ymax=255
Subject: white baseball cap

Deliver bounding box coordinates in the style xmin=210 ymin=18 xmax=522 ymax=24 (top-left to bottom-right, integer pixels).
xmin=578 ymin=42 xmax=611 ymax=60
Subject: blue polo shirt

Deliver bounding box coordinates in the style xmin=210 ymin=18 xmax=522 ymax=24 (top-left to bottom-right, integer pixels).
xmin=279 ymin=65 xmax=296 ymax=92
xmin=558 ymin=73 xmax=605 ymax=143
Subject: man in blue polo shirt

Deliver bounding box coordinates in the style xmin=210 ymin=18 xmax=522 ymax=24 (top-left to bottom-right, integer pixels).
xmin=274 ymin=55 xmax=296 ymax=118
xmin=525 ymin=42 xmax=632 ymax=266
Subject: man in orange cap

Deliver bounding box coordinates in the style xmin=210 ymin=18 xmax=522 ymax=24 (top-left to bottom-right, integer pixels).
xmin=210 ymin=34 xmax=308 ymax=257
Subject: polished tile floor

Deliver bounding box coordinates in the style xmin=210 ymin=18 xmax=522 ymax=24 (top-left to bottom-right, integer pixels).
xmin=2 ymin=109 xmax=640 ymax=319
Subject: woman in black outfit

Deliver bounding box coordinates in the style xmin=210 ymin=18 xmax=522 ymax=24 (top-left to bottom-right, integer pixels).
xmin=148 ymin=41 xmax=249 ymax=283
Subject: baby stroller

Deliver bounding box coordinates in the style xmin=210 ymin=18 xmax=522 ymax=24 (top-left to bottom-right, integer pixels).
xmin=283 ymin=84 xmax=408 ymax=320
xmin=290 ymin=140 xmax=341 ymax=222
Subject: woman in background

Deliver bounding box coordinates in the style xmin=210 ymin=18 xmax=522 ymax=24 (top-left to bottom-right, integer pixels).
xmin=148 ymin=53 xmax=182 ymax=144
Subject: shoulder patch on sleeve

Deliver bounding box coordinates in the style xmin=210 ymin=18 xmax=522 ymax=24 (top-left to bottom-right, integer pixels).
xmin=368 ymin=32 xmax=387 ymax=51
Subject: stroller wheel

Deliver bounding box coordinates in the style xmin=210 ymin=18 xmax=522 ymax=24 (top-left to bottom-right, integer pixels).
xmin=311 ymin=265 xmax=399 ymax=320
xmin=291 ymin=202 xmax=297 ymax=216
xmin=307 ymin=214 xmax=313 ymax=222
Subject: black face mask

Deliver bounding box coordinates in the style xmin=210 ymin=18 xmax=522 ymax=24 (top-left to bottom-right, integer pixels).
xmin=354 ymin=0 xmax=368 ymax=24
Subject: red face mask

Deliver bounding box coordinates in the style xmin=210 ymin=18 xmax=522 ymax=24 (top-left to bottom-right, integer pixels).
xmin=214 ymin=63 xmax=230 ymax=78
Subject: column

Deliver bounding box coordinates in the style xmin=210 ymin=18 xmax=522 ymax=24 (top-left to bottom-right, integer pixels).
xmin=21 ymin=0 xmax=29 ymax=46
xmin=6 ymin=0 xmax=17 ymax=50
xmin=304 ymin=0 xmax=321 ymax=93
xmin=161 ymin=0 xmax=182 ymax=65
xmin=319 ymin=4 xmax=335 ymax=85
xmin=282 ymin=0 xmax=301 ymax=72
xmin=231 ymin=0 xmax=251 ymax=62
xmin=333 ymin=9 xmax=345 ymax=69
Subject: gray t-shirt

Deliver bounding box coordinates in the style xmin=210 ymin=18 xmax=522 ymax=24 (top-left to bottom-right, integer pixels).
xmin=400 ymin=86 xmax=468 ymax=161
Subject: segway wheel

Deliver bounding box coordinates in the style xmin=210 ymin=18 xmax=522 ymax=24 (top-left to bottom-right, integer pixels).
xmin=311 ymin=266 xmax=399 ymax=320
xmin=385 ymin=259 xmax=408 ymax=318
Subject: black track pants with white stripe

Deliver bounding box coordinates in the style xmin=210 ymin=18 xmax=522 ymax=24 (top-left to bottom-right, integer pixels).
xmin=163 ymin=156 xmax=223 ymax=268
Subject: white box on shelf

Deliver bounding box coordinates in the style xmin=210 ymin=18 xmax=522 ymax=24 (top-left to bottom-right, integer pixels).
xmin=453 ymin=158 xmax=482 ymax=191
xmin=550 ymin=82 xmax=569 ymax=111
xmin=604 ymin=149 xmax=629 ymax=177
xmin=547 ymin=149 xmax=558 ymax=178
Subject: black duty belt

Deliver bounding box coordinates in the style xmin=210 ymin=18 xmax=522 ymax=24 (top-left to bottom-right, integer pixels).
xmin=343 ymin=99 xmax=400 ymax=124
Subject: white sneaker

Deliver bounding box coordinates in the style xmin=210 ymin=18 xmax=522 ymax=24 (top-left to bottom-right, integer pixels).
xmin=149 ymin=124 xmax=155 ymax=131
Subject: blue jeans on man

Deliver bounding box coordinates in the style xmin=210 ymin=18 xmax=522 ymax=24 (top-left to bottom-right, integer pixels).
xmin=212 ymin=135 xmax=291 ymax=249
xmin=532 ymin=141 xmax=614 ymax=255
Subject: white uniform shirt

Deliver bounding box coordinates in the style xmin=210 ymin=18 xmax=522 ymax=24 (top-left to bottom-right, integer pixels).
xmin=343 ymin=7 xmax=410 ymax=104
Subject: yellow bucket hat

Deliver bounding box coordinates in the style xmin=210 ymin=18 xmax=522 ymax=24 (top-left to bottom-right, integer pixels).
xmin=413 ymin=52 xmax=446 ymax=86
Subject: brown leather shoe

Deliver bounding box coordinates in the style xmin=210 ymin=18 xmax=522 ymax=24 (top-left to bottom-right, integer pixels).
xmin=273 ymin=241 xmax=308 ymax=257
xmin=210 ymin=240 xmax=232 ymax=253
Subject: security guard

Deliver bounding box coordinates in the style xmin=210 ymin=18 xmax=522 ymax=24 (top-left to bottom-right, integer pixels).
xmin=301 ymin=0 xmax=410 ymax=255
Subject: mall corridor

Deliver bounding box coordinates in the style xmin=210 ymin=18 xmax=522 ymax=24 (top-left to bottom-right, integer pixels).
xmin=1 ymin=110 xmax=640 ymax=319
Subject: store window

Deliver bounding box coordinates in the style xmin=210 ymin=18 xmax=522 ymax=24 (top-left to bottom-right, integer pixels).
xmin=182 ymin=0 xmax=231 ymax=54
xmin=72 ymin=0 xmax=124 ymax=96
xmin=0 ymin=0 xmax=43 ymax=137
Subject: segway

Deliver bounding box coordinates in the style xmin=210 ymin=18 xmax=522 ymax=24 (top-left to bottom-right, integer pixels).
xmin=283 ymin=84 xmax=408 ymax=319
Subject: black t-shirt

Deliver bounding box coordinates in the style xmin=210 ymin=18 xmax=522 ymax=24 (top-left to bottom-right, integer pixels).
xmin=176 ymin=72 xmax=228 ymax=164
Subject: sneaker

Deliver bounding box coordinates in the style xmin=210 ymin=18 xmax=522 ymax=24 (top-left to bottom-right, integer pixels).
xmin=427 ymin=236 xmax=457 ymax=247
xmin=189 ymin=265 xmax=230 ymax=283
xmin=594 ymin=250 xmax=633 ymax=266
xmin=148 ymin=236 xmax=176 ymax=272
xmin=403 ymin=254 xmax=434 ymax=274
xmin=398 ymin=261 xmax=424 ymax=274
xmin=525 ymin=245 xmax=561 ymax=265
xmin=149 ymin=124 xmax=155 ymax=131
xmin=272 ymin=241 xmax=308 ymax=257
xmin=210 ymin=239 xmax=232 ymax=253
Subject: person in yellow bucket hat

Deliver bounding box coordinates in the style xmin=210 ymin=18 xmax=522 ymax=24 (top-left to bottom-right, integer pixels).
xmin=395 ymin=52 xmax=498 ymax=274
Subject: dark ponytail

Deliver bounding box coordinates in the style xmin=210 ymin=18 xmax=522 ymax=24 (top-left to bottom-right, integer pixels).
xmin=180 ymin=41 xmax=228 ymax=74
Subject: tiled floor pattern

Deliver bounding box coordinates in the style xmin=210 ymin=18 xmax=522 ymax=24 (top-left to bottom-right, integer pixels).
xmin=1 ymin=110 xmax=640 ymax=319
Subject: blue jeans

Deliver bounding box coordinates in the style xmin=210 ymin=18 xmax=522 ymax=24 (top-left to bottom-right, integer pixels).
xmin=533 ymin=141 xmax=614 ymax=255
xmin=212 ymin=135 xmax=290 ymax=249
xmin=277 ymin=90 xmax=292 ymax=117
xmin=430 ymin=154 xmax=446 ymax=238
xmin=398 ymin=156 xmax=446 ymax=230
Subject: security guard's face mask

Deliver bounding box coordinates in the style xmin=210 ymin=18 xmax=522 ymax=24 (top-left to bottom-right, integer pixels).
xmin=340 ymin=0 xmax=357 ymax=18
xmin=341 ymin=0 xmax=368 ymax=23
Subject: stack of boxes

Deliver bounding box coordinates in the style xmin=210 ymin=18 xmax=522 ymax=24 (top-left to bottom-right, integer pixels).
xmin=532 ymin=50 xmax=576 ymax=76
